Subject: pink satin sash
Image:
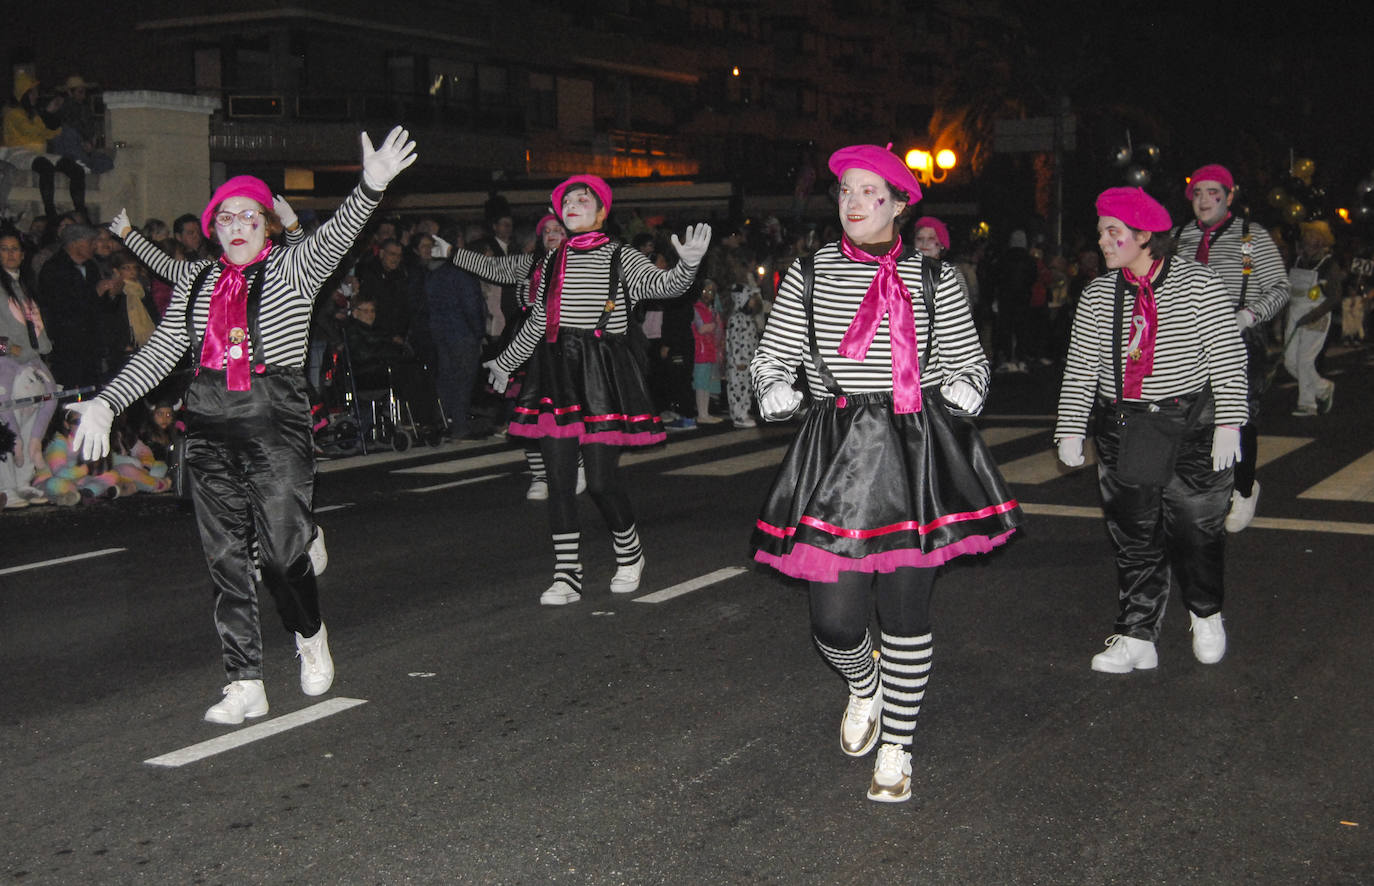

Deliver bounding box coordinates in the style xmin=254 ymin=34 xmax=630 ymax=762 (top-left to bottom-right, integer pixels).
xmin=199 ymin=244 xmax=272 ymax=391
xmin=545 ymin=232 xmax=609 ymax=342
xmin=1121 ymin=258 xmax=1162 ymax=399
xmin=836 ymin=236 xmax=923 ymax=413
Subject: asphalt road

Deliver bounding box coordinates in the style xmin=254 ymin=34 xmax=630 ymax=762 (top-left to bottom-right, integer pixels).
xmin=3 ymin=350 xmax=1372 ymax=885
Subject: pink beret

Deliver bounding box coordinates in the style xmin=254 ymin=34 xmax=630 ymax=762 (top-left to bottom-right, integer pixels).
xmin=551 ymin=175 xmax=613 ymax=216
xmin=913 ymin=216 xmax=949 ymax=249
xmin=1186 ymin=164 xmax=1234 ymax=199
xmin=202 ymin=175 xmax=273 ymax=237
xmin=828 ymin=143 xmax=923 ymax=204
xmin=535 ymin=214 xmax=563 ymax=236
xmin=1095 ymin=187 xmax=1172 ymax=232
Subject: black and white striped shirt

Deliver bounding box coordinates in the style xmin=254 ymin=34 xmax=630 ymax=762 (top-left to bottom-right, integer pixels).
xmin=750 ymin=242 xmax=989 ymax=400
xmin=1176 ymin=215 xmax=1288 ymax=323
xmin=451 ymin=243 xmax=699 ymax=373
xmin=99 ymin=183 xmax=381 ymax=414
xmin=1054 ymin=257 xmax=1249 ymax=438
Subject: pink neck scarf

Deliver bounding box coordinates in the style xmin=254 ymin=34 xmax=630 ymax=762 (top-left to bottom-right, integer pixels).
xmin=199 ymin=244 xmax=272 ymax=391
xmin=1121 ymin=258 xmax=1163 ymax=399
xmin=545 ymin=232 xmax=609 ymax=342
xmin=1193 ymin=213 xmax=1231 ymax=263
xmin=836 ymin=235 xmax=923 ymax=413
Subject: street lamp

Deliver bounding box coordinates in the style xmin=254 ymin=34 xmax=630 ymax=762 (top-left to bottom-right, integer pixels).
xmin=904 ymin=148 xmax=957 ymax=185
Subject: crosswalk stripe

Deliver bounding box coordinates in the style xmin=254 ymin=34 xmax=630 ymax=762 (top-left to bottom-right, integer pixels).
xmin=402 ymin=475 xmax=504 ymax=494
xmin=978 ymin=426 xmax=1047 ymax=447
xmin=633 ymin=567 xmax=749 ymax=603
xmin=1299 ymin=450 xmax=1374 ymax=503
xmin=392 ymin=449 xmax=525 ymax=476
xmin=1256 ymin=435 xmax=1312 ymax=466
xmin=0 ymin=548 xmax=125 ymax=577
xmin=1019 ymin=502 xmax=1374 ymax=535
xmin=143 ymin=698 xmax=369 ymax=767
xmin=664 ymin=449 xmax=783 ymax=476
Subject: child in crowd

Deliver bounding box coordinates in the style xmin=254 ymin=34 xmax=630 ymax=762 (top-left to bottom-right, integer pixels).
xmin=692 ymin=280 xmax=724 ymax=423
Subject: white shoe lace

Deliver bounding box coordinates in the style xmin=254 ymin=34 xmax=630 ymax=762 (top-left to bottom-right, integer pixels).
xmin=873 ymin=743 xmax=908 ymax=781
xmin=844 ymin=692 xmax=876 ymax=728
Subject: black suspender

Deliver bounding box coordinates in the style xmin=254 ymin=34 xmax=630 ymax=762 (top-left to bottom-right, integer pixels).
xmin=183 ymin=260 xmax=269 ymax=369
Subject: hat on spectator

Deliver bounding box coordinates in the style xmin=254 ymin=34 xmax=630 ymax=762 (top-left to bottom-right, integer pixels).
xmin=59 ymin=223 xmax=98 ymax=246
xmin=1186 ymin=164 xmax=1234 ymax=199
xmin=1095 ymin=187 xmax=1172 ymax=232
xmin=201 ymin=175 xmax=273 ymax=237
xmin=827 ymin=143 xmax=923 ymax=204
xmin=1299 ymin=219 xmax=1334 ymax=247
xmin=913 ymin=216 xmax=950 ymax=249
xmin=13 ymin=72 xmax=39 ymax=102
xmin=551 ymin=175 xmax=613 ymax=214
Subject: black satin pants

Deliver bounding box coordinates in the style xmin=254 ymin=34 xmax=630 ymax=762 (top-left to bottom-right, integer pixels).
xmin=183 ymin=369 xmax=321 ymax=681
xmin=1094 ymin=406 xmax=1231 ymax=643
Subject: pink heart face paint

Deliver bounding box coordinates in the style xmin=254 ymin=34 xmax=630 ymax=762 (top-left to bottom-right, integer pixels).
xmin=1190 ymin=181 xmax=1232 ymax=226
xmin=837 ymin=168 xmax=904 ymax=245
xmin=1097 ymin=216 xmax=1149 ymax=272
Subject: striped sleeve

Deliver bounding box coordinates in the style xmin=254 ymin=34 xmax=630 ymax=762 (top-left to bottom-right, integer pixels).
xmin=1178 ymin=220 xmax=1290 ymax=323
xmin=450 ymin=249 xmax=535 ymax=285
xmin=97 ymin=278 xmax=200 ymax=414
xmin=275 ymin=182 xmax=381 ymax=296
xmin=122 ymin=229 xmax=199 ymax=288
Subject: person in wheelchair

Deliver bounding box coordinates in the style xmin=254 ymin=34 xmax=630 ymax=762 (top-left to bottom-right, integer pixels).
xmin=344 ymin=297 xmax=441 ymax=435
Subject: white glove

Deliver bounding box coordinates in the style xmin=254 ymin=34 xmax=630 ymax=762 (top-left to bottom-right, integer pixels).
xmin=940 ymin=380 xmax=982 ymax=413
xmin=671 ymin=224 xmax=712 ymax=265
xmin=68 ymin=399 xmax=115 ymax=462
xmin=759 ymin=382 xmax=803 ymax=421
xmin=1234 ymin=308 xmax=1257 ymax=330
xmin=273 ymin=195 xmax=298 ymax=230
xmin=109 ymin=208 xmax=131 ymax=239
xmin=1057 ymin=435 xmax=1085 ymax=467
xmin=1211 ymin=425 xmax=1242 ymax=471
xmin=484 ymin=360 xmax=510 ymax=394
xmin=361 ymin=125 xmax=418 ymax=191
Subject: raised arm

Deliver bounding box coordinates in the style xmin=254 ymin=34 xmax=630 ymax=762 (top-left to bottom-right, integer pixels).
xmin=450 ymin=248 xmax=536 ymax=285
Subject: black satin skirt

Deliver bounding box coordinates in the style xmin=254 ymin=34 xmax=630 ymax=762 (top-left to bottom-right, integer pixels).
xmin=752 ymin=390 xmax=1022 ymax=583
xmin=509 ymin=327 xmax=665 ymax=447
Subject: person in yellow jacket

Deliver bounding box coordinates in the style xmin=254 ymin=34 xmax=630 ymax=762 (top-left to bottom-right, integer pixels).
xmin=2 ymin=72 xmax=87 ymax=221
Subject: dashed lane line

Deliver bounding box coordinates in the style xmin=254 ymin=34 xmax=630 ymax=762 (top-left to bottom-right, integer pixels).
xmin=143 ymin=697 xmax=369 ymax=768
xmin=634 ymin=566 xmax=749 ymax=603
xmin=402 ymin=474 xmax=504 ymax=494
xmin=0 ymin=548 xmax=125 ymax=577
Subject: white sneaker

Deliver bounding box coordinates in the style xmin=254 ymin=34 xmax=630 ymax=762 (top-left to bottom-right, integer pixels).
xmin=205 ymin=679 xmax=269 ymax=725
xmin=296 ymin=623 xmax=335 ymax=695
xmin=840 ymin=686 xmax=882 ymax=757
xmin=733 ymin=418 xmax=757 ymax=429
xmin=867 ymin=743 xmax=912 ymax=803
xmin=540 ymin=581 xmax=582 ymax=606
xmin=1224 ymin=482 xmax=1259 ymax=533
xmin=576 ymin=465 xmax=587 ymax=495
xmin=526 ymin=478 xmax=549 ymax=500
xmin=1189 ymin=612 xmax=1226 ymax=664
xmin=609 ymin=556 xmax=645 ymax=594
xmin=308 ymin=526 xmax=328 ymax=575
xmin=2 ymin=490 xmax=29 ymax=509
xmin=1090 ymin=635 xmax=1158 ymax=673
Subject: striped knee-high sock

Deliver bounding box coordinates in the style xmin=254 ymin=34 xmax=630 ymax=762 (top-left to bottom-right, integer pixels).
xmin=815 ymin=633 xmax=878 ymax=698
xmin=611 ymin=525 xmax=643 ymax=567
xmin=526 ymin=447 xmax=546 ymax=482
xmin=879 ymin=632 xmax=932 ymax=748
xmin=552 ymin=532 xmax=582 ymax=591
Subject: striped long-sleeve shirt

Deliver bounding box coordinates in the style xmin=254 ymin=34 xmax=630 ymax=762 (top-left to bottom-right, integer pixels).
xmin=98 ymin=182 xmax=382 ymax=414
xmin=750 ymin=243 xmax=989 ymax=402
xmin=451 ymin=243 xmax=699 ymax=374
xmin=1176 ymin=215 xmax=1288 ymax=323
xmin=1054 ymin=256 xmax=1249 ymax=439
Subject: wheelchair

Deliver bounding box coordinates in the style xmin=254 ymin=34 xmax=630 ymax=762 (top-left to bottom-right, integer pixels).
xmin=318 ymin=332 xmax=446 ymax=455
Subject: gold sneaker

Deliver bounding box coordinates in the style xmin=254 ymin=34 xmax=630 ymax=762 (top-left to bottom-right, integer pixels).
xmin=867 ymin=743 xmax=912 ymax=803
xmin=840 ymin=687 xmax=882 ymax=757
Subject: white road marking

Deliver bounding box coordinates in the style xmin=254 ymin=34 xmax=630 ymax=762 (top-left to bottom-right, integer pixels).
xmin=390 ymin=449 xmax=527 ymax=476
xmin=1019 ymin=502 xmax=1374 ymax=536
xmin=1256 ymin=435 xmax=1312 ymax=466
xmin=1300 ymin=450 xmax=1374 ymax=502
xmin=0 ymin=548 xmax=125 ymax=576
xmin=634 ymin=566 xmax=748 ymax=603
xmin=314 ymin=503 xmax=354 ymax=514
xmin=143 ymin=697 xmax=368 ymax=768
xmin=402 ymin=474 xmax=504 ymax=494
xmin=978 ymin=426 xmax=1046 ymax=447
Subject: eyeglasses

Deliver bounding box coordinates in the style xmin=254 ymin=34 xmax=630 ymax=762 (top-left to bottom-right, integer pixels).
xmin=214 ymin=209 xmax=263 ymax=228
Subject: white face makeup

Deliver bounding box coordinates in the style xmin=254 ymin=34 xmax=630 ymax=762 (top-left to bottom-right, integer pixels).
xmin=914 ymin=226 xmax=943 ymax=258
xmin=1097 ymin=216 xmax=1153 ymax=274
xmin=560 ymin=188 xmax=605 ymax=233
xmin=541 ymin=222 xmax=568 ymax=251
xmin=215 ymin=195 xmax=268 ymax=265
xmin=1190 ymin=181 xmax=1233 ymax=227
xmin=837 ymin=169 xmax=904 ymax=245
